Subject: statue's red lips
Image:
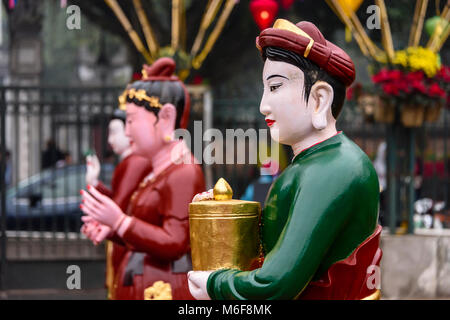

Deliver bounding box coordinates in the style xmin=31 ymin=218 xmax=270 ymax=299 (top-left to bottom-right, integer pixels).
xmin=265 ymin=119 xmax=275 ymax=127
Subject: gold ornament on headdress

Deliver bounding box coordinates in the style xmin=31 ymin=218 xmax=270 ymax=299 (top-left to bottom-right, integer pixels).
xmin=271 ymin=19 xmax=315 ymax=58
xmin=141 ymin=67 xmax=149 ymax=80
xmin=118 ymin=89 xmax=128 ymax=110
xmin=118 ymin=88 xmax=164 ymax=111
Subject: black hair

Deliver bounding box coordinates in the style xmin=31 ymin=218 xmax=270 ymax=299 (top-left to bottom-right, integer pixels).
xmin=111 ymin=109 xmax=126 ymax=124
xmin=262 ymin=46 xmax=346 ymax=119
xmin=126 ymin=80 xmax=186 ymax=129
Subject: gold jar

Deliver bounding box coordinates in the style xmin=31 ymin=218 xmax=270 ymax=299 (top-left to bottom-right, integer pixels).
xmin=189 ymin=178 xmax=261 ymax=271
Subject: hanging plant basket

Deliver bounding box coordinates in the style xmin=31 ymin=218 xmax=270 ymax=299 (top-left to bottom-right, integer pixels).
xmin=401 ymin=104 xmax=425 ymax=127
xmin=357 ymin=93 xmax=377 ymax=123
xmin=424 ymin=101 xmax=443 ymax=123
xmin=374 ymin=98 xmax=395 ymax=123
xmin=370 ymin=62 xmax=448 ymax=128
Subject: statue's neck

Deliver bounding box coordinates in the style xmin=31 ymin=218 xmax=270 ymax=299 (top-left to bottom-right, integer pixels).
xmin=119 ymin=147 xmax=132 ymax=161
xmin=291 ymin=127 xmax=338 ymax=157
xmin=151 ymin=140 xmax=187 ymax=177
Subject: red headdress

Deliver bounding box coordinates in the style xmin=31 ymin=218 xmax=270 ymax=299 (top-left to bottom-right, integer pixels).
xmin=142 ymin=57 xmax=191 ymax=129
xmin=256 ymin=19 xmax=356 ymax=87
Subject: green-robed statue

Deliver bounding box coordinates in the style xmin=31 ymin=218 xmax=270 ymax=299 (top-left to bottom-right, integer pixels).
xmin=187 ymin=19 xmax=382 ymax=300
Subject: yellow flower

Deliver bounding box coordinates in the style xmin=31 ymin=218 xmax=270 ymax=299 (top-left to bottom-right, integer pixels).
xmin=392 ymin=47 xmax=439 ymax=77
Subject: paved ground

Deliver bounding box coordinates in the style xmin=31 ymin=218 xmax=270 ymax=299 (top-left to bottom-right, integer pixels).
xmin=1 ymin=290 xmax=448 ymax=300
xmin=0 ymin=288 xmax=107 ymax=300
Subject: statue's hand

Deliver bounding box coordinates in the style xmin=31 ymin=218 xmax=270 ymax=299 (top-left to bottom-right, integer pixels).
xmin=81 ymin=215 xmax=112 ymax=245
xmin=192 ymin=189 xmax=214 ymax=202
xmin=187 ymin=271 xmax=213 ymax=300
xmin=81 ymin=218 xmax=98 ymax=243
xmin=85 ymin=154 xmax=100 ymax=187
xmin=80 ymin=185 xmax=126 ymax=231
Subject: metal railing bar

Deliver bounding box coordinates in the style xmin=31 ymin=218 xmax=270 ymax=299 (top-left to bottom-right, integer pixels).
xmin=13 ymin=90 xmax=19 ymax=257
xmin=1 ymin=87 xmax=7 ymax=291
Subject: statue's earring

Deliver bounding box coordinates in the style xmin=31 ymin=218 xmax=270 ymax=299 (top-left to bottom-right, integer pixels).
xmin=164 ymin=133 xmax=174 ymax=143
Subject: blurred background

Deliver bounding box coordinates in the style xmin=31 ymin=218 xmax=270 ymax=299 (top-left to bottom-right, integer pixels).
xmin=0 ymin=0 xmax=449 ymax=299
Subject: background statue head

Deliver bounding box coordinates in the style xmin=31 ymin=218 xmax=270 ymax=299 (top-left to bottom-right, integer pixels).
xmin=121 ymin=57 xmax=190 ymax=158
xmin=108 ymin=109 xmax=131 ymax=157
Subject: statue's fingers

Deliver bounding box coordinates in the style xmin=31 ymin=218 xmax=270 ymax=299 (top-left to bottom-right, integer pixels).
xmin=80 ymin=201 xmax=103 ymax=219
xmin=82 ymin=194 xmax=105 ymax=212
xmin=80 ymin=203 xmax=101 ymax=221
xmin=95 ymin=227 xmax=110 ymax=243
xmin=84 ymin=222 xmax=97 ymax=238
xmin=93 ymin=154 xmax=100 ymax=166
xmin=80 ymin=189 xmax=104 ymax=207
xmin=86 ymin=155 xmax=93 ymax=166
xmin=86 ymin=185 xmax=110 ymax=204
xmin=192 ymin=189 xmax=214 ymax=202
xmin=81 ymin=215 xmax=95 ymax=223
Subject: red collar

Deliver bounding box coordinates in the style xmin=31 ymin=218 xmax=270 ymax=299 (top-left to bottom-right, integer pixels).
xmin=296 ymin=131 xmax=342 ymax=156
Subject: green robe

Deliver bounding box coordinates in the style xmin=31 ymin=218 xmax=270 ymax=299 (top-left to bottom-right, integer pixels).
xmin=207 ymin=132 xmax=379 ymax=300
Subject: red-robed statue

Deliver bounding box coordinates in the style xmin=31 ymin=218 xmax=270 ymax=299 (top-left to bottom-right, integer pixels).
xmin=80 ymin=57 xmax=205 ymax=300
xmin=81 ymin=109 xmax=152 ymax=299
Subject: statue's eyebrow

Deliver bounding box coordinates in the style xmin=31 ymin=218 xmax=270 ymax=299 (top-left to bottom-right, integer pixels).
xmin=266 ymin=74 xmax=289 ymax=80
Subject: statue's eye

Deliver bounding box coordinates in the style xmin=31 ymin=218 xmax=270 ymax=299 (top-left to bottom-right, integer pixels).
xmin=270 ymin=84 xmax=281 ymax=92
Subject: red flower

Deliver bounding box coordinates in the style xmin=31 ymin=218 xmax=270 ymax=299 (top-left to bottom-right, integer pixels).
xmin=390 ymin=70 xmax=403 ymax=81
xmin=437 ymin=66 xmax=450 ymax=82
xmin=397 ymin=79 xmax=411 ymax=94
xmin=372 ymin=69 xmax=405 ymax=85
xmin=382 ymin=83 xmax=399 ymax=96
xmin=411 ymin=80 xmax=427 ymax=94
xmin=428 ymin=83 xmax=446 ymax=98
xmin=346 ymin=86 xmax=354 ymax=100
xmin=132 ymin=72 xmax=142 ymax=81
xmin=406 ymin=71 xmax=424 ymax=82
xmin=372 ymin=69 xmax=391 ymax=83
xmin=192 ymin=75 xmax=203 ymax=85
xmin=346 ymin=83 xmax=362 ymax=100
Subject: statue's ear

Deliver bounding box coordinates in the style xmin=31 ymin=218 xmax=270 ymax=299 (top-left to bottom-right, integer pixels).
xmin=309 ymin=81 xmax=334 ymax=130
xmin=158 ymin=103 xmax=177 ymax=133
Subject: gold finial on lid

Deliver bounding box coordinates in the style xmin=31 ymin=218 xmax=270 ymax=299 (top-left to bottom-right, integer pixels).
xmin=213 ymin=178 xmax=233 ymax=201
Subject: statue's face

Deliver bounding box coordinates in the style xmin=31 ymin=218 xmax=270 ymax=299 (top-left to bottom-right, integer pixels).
xmin=108 ymin=119 xmax=130 ymax=156
xmin=125 ymin=103 xmax=164 ymax=158
xmin=260 ymin=59 xmax=315 ymax=146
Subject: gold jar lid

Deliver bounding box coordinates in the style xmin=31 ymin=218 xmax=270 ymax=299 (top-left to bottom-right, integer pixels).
xmin=189 ymin=199 xmax=260 ymax=216
xmin=189 ymin=178 xmax=260 ymax=216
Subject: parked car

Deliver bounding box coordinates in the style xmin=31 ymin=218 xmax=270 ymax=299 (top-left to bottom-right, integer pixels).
xmin=5 ymin=164 xmax=114 ymax=232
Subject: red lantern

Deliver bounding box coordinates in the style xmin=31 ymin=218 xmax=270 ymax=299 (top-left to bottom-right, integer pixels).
xmin=280 ymin=0 xmax=295 ymax=10
xmin=132 ymin=72 xmax=142 ymax=81
xmin=250 ymin=0 xmax=279 ymax=30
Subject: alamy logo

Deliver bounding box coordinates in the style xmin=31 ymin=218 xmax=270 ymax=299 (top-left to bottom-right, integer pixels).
xmin=66 ymin=5 xmax=81 ymax=30
xmin=366 ymin=5 xmax=381 ymax=30
xmin=366 ymin=265 xmax=381 ymax=290
xmin=66 ymin=265 xmax=81 ymax=290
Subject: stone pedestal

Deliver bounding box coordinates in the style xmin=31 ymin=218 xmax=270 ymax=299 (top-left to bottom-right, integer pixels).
xmin=380 ymin=230 xmax=450 ymax=299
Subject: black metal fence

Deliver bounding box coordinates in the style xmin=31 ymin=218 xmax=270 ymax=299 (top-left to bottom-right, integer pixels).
xmin=1 ymin=86 xmax=124 ymax=229
xmin=0 ymin=86 xmax=124 ymax=291
xmin=0 ymin=86 xmax=449 ymax=291
xmin=0 ymin=85 xmax=208 ymax=291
